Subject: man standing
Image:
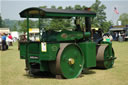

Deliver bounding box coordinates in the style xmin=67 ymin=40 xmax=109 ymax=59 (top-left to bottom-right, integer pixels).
xmin=1 ymin=33 xmax=7 ymax=51
xmin=8 ymin=33 xmax=13 ymax=46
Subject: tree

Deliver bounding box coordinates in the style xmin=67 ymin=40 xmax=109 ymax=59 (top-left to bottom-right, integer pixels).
xmin=91 ymin=0 xmax=106 ymax=27
xmin=51 ymin=5 xmax=56 ymax=9
xmin=18 ymin=19 xmax=37 ymax=33
xmin=65 ymin=6 xmax=73 ymax=10
xmin=118 ymin=13 xmax=128 ymax=25
xmin=91 ymin=0 xmax=113 ymax=32
xmin=58 ymin=6 xmax=63 ymax=9
xmin=0 ymin=15 xmax=2 ymax=27
xmin=40 ymin=6 xmax=73 ymax=30
xmin=102 ymin=21 xmax=113 ymax=32
xmin=12 ymin=23 xmax=18 ymax=31
xmin=39 ymin=3 xmax=112 ymax=32
xmin=0 ymin=14 xmax=6 ymax=27
xmin=40 ymin=6 xmax=47 ymax=8
xmin=74 ymin=5 xmax=82 ymax=10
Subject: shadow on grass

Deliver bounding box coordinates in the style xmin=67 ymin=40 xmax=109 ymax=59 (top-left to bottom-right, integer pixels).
xmin=91 ymin=66 xmax=115 ymax=70
xmin=23 ymin=72 xmax=55 ymax=79
xmin=23 ymin=69 xmax=97 ymax=79
xmin=82 ymin=69 xmax=96 ymax=75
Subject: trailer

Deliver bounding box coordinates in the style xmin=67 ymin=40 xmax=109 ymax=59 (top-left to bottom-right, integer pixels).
xmin=19 ymin=7 xmax=116 ymax=79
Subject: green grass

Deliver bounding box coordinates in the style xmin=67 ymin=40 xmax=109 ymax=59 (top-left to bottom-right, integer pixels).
xmin=1 ymin=42 xmax=128 ymax=85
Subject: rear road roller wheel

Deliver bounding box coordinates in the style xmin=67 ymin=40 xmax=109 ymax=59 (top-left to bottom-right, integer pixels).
xmin=96 ymin=44 xmax=115 ymax=69
xmin=56 ymin=43 xmax=84 ymax=79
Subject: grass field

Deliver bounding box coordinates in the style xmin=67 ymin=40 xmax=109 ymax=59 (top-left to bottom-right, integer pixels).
xmin=1 ymin=42 xmax=128 ymax=85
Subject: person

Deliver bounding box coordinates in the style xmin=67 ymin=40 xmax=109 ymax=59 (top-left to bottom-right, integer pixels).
xmin=115 ymin=32 xmax=119 ymax=41
xmin=103 ymin=33 xmax=113 ymax=42
xmin=112 ymin=32 xmax=116 ymax=41
xmin=8 ymin=33 xmax=13 ymax=40
xmin=1 ymin=33 xmax=7 ymax=51
xmin=97 ymin=28 xmax=103 ymax=37
xmin=7 ymin=33 xmax=13 ymax=46
xmin=118 ymin=32 xmax=123 ymax=42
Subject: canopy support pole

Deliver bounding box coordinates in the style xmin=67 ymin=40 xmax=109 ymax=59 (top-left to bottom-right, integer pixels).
xmin=38 ymin=11 xmax=41 ymax=41
xmin=27 ymin=13 xmax=29 ymax=41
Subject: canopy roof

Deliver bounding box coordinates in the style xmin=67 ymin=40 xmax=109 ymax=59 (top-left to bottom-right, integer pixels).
xmin=19 ymin=7 xmax=96 ymax=18
xmin=109 ymin=27 xmax=128 ymax=31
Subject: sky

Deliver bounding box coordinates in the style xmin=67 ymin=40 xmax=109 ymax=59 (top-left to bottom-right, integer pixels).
xmin=1 ymin=0 xmax=128 ymax=25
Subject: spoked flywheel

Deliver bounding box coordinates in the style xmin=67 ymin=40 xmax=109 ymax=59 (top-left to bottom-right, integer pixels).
xmin=56 ymin=43 xmax=84 ymax=79
xmin=96 ymin=44 xmax=116 ymax=69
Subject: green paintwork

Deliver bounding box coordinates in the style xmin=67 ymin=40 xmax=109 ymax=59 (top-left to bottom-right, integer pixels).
xmin=20 ymin=42 xmax=27 ymax=59
xmin=60 ymin=44 xmax=84 ymax=79
xmin=23 ymin=42 xmax=60 ymax=61
xmin=45 ymin=13 xmax=95 ymax=17
xmin=78 ymin=42 xmax=96 ymax=68
xmin=101 ymin=41 xmax=115 ymax=69
xmin=19 ymin=42 xmax=60 ymax=71
xmin=40 ymin=43 xmax=60 ymax=60
xmin=42 ymin=30 xmax=90 ymax=42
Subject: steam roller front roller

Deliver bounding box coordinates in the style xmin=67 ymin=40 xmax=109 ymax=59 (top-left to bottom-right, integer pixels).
xmin=96 ymin=44 xmax=116 ymax=69
xmin=50 ymin=43 xmax=84 ymax=79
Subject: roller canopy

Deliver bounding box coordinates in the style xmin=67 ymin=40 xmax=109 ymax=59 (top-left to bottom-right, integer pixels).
xmin=19 ymin=7 xmax=96 ymax=18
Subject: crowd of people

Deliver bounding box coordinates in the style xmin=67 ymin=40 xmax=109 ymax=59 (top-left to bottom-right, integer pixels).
xmin=0 ymin=33 xmax=13 ymax=51
xmin=92 ymin=28 xmax=127 ymax=42
xmin=112 ymin=31 xmax=125 ymax=41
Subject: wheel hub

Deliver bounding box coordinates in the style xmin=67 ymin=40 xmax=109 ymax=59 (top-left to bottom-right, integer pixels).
xmin=68 ymin=58 xmax=75 ymax=65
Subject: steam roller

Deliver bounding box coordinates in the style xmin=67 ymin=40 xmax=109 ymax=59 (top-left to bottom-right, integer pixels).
xmin=19 ymin=7 xmax=116 ymax=79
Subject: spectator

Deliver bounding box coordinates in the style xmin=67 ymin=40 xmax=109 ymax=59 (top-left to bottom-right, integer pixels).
xmin=1 ymin=33 xmax=7 ymax=51
xmin=7 ymin=33 xmax=13 ymax=46
xmin=118 ymin=32 xmax=123 ymax=42
xmin=115 ymin=32 xmax=119 ymax=41
xmin=112 ymin=32 xmax=116 ymax=41
xmin=103 ymin=33 xmax=113 ymax=42
xmin=8 ymin=33 xmax=13 ymax=40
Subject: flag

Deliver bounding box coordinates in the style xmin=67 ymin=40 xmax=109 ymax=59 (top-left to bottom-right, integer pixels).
xmin=114 ymin=7 xmax=119 ymax=14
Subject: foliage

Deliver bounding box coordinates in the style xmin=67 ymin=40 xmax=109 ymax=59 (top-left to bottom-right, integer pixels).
xmin=39 ymin=3 xmax=111 ymax=32
xmin=118 ymin=13 xmax=128 ymax=25
xmin=0 ymin=15 xmax=2 ymax=27
xmin=12 ymin=23 xmax=19 ymax=31
xmin=91 ymin=0 xmax=112 ymax=32
xmin=3 ymin=19 xmax=18 ymax=31
xmin=40 ymin=6 xmax=47 ymax=8
xmin=102 ymin=21 xmax=113 ymax=32
xmin=91 ymin=0 xmax=106 ymax=27
xmin=18 ymin=19 xmax=37 ymax=33
xmin=65 ymin=6 xmax=73 ymax=10
xmin=40 ymin=6 xmax=74 ymax=30
xmin=0 ymin=15 xmax=6 ymax=27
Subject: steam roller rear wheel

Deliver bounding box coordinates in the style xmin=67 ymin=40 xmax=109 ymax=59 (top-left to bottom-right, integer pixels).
xmin=56 ymin=43 xmax=84 ymax=79
xmin=96 ymin=44 xmax=115 ymax=69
